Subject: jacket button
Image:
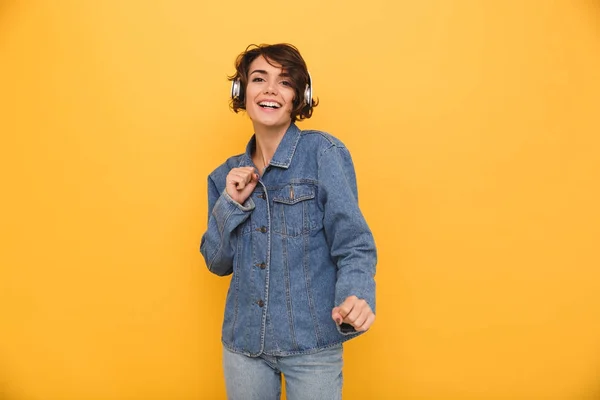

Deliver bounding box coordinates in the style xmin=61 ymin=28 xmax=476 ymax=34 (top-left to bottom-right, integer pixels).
xmin=257 ymin=300 xmax=264 ymax=307
xmin=257 ymin=262 xmax=266 ymax=269
xmin=257 ymin=193 xmax=266 ymax=199
xmin=257 ymin=226 xmax=267 ymax=233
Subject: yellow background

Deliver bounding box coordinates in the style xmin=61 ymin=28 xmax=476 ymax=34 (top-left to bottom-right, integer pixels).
xmin=1 ymin=0 xmax=599 ymax=399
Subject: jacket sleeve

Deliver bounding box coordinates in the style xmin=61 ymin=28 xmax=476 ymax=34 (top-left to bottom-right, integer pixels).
xmin=200 ymin=175 xmax=255 ymax=276
xmin=318 ymin=144 xmax=377 ymax=333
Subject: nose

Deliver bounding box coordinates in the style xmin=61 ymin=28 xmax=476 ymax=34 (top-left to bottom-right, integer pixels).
xmin=264 ymin=80 xmax=278 ymax=95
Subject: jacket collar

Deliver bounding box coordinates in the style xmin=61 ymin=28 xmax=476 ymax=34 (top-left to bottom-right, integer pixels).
xmin=240 ymin=123 xmax=302 ymax=169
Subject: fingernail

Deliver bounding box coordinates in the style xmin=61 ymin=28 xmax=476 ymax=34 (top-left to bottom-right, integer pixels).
xmin=335 ymin=318 xmax=342 ymax=325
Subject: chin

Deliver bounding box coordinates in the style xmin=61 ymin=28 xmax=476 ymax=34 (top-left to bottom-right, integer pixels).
xmin=256 ymin=120 xmax=287 ymax=129
xmin=251 ymin=115 xmax=290 ymax=127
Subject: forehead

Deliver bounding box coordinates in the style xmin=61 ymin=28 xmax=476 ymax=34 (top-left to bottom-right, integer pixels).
xmin=248 ymin=55 xmax=285 ymax=74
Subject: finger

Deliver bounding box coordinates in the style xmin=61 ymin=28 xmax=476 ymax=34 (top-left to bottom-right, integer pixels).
xmin=228 ymin=172 xmax=252 ymax=189
xmin=240 ymin=173 xmax=259 ymax=191
xmin=335 ymin=295 xmax=358 ymax=321
xmin=238 ymin=171 xmax=256 ymax=186
xmin=231 ymin=167 xmax=257 ymax=180
xmin=331 ymin=307 xmax=343 ymax=325
xmin=350 ymin=308 xmax=370 ymax=329
xmin=355 ymin=313 xmax=375 ymax=332
xmin=228 ymin=168 xmax=252 ymax=178
xmin=342 ymin=300 xmax=366 ymax=325
xmin=231 ymin=176 xmax=246 ymax=189
xmin=226 ymin=175 xmax=242 ymax=187
xmin=342 ymin=298 xmax=368 ymax=326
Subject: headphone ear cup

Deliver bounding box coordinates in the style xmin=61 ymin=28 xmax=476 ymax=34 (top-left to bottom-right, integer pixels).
xmin=231 ymin=79 xmax=241 ymax=99
xmin=304 ymin=84 xmax=312 ymax=107
xmin=304 ymin=72 xmax=313 ymax=107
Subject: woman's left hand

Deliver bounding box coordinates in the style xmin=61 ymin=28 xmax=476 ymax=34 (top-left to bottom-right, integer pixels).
xmin=331 ymin=295 xmax=375 ymax=332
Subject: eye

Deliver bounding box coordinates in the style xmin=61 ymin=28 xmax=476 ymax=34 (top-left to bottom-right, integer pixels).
xmin=281 ymin=80 xmax=292 ymax=87
xmin=251 ymin=77 xmax=265 ymax=82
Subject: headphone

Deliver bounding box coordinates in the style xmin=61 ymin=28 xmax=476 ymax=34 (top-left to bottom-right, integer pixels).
xmin=231 ymin=72 xmax=313 ymax=108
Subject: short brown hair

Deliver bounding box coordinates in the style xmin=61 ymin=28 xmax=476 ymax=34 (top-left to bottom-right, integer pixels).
xmin=229 ymin=43 xmax=318 ymax=122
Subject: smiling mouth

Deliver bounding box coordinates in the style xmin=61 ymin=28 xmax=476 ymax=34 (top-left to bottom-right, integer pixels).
xmin=258 ymin=101 xmax=282 ymax=109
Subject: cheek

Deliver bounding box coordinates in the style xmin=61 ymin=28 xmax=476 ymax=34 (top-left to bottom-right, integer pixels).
xmin=245 ymin=85 xmax=259 ymax=100
xmin=284 ymin=90 xmax=296 ymax=110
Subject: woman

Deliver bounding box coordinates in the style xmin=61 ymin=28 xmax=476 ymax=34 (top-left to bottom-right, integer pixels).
xmin=200 ymin=43 xmax=377 ymax=400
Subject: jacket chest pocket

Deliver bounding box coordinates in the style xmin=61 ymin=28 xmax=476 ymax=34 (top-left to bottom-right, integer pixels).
xmin=271 ymin=184 xmax=321 ymax=237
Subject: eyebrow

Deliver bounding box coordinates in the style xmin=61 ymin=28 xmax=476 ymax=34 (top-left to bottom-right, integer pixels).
xmin=249 ymin=69 xmax=290 ymax=77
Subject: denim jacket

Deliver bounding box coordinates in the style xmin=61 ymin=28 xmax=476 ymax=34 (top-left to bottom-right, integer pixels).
xmin=200 ymin=123 xmax=376 ymax=357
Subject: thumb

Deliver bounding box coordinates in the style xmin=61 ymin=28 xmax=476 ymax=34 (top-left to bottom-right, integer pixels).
xmin=247 ymin=173 xmax=258 ymax=186
xmin=245 ymin=174 xmax=259 ymax=190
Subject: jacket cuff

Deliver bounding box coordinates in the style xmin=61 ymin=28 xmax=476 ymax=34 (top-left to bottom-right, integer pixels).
xmin=213 ymin=189 xmax=255 ymax=217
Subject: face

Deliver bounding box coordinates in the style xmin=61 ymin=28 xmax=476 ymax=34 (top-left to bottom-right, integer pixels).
xmin=244 ymin=55 xmax=296 ymax=131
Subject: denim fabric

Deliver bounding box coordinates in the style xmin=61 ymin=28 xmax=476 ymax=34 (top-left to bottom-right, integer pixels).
xmin=200 ymin=123 xmax=376 ymax=357
xmin=222 ymin=344 xmax=343 ymax=400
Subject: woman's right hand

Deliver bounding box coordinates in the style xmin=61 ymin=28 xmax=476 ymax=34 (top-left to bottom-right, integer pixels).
xmin=225 ymin=167 xmax=259 ymax=205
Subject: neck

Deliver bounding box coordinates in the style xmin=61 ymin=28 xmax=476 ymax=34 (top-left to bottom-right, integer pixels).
xmin=252 ymin=121 xmax=291 ymax=167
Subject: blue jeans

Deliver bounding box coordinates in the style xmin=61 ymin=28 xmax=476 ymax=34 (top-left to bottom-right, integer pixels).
xmin=222 ymin=345 xmax=344 ymax=400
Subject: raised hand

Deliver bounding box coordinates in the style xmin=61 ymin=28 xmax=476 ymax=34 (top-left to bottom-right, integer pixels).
xmin=225 ymin=167 xmax=259 ymax=205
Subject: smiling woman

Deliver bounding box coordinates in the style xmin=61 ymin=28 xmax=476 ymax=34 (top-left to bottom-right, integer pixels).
xmin=199 ymin=43 xmax=377 ymax=400
xmin=2 ymin=1 xmax=600 ymax=399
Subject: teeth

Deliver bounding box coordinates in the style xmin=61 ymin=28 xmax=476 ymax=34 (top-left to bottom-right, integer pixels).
xmin=259 ymin=101 xmax=281 ymax=108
